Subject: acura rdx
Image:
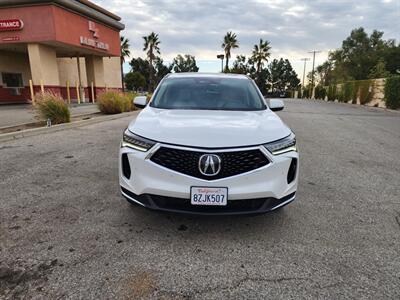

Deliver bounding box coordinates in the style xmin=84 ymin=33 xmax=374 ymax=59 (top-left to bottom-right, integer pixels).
xmin=119 ymin=73 xmax=298 ymax=215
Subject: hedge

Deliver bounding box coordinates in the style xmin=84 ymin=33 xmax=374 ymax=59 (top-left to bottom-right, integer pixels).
xmin=297 ymin=88 xmax=302 ymax=98
xmin=358 ymin=80 xmax=374 ymax=105
xmin=314 ymin=85 xmax=326 ymax=100
xmin=327 ymin=85 xmax=337 ymax=101
xmin=343 ymin=82 xmax=354 ymax=103
xmin=337 ymin=88 xmax=345 ymax=102
xmin=302 ymin=88 xmax=310 ymax=99
xmin=384 ymin=76 xmax=400 ymax=109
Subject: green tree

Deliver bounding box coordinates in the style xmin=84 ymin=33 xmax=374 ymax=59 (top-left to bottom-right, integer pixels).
xmin=268 ymin=58 xmax=300 ymax=92
xmin=129 ymin=57 xmax=150 ymax=90
xmin=222 ymin=31 xmax=239 ymax=71
xmin=154 ymin=57 xmax=172 ymax=84
xmin=143 ymin=32 xmax=161 ymax=91
xmin=124 ymin=71 xmax=146 ymax=91
xmin=254 ymin=68 xmax=270 ymax=95
xmin=380 ymin=44 xmax=400 ymax=74
xmin=251 ymin=39 xmax=271 ymax=75
xmin=316 ymin=27 xmax=400 ymax=83
xmin=369 ymin=58 xmax=390 ymax=79
xmin=120 ymin=36 xmax=131 ymax=91
xmin=315 ymin=61 xmax=333 ymax=86
xmin=230 ymin=55 xmax=254 ymax=75
xmin=171 ymin=54 xmax=199 ymax=73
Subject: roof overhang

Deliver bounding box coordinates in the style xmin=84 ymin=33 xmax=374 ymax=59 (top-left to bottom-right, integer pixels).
xmin=0 ymin=0 xmax=125 ymax=30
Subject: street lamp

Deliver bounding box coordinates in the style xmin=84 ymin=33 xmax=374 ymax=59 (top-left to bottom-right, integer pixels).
xmin=217 ymin=54 xmax=224 ymax=73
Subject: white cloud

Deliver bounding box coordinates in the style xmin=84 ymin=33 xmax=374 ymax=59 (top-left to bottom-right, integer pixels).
xmin=96 ymin=0 xmax=399 ymax=76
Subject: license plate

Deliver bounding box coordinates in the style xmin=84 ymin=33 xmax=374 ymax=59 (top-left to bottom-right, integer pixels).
xmin=190 ymin=187 xmax=228 ymax=206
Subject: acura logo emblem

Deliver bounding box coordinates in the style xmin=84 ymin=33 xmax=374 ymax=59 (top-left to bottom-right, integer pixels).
xmin=198 ymin=154 xmax=221 ymax=176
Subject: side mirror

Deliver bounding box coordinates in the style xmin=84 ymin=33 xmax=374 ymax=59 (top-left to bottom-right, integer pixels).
xmin=133 ymin=96 xmax=147 ymax=109
xmin=269 ymin=99 xmax=284 ymax=111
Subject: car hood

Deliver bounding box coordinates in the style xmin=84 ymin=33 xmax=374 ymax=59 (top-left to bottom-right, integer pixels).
xmin=128 ymin=107 xmax=291 ymax=148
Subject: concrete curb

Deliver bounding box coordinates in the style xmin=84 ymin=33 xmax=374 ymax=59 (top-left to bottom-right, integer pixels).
xmin=0 ymin=111 xmax=139 ymax=143
xmin=0 ymin=111 xmax=102 ymax=132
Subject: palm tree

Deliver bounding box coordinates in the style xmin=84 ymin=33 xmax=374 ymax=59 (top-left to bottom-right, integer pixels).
xmin=251 ymin=39 xmax=271 ymax=75
xmin=120 ymin=36 xmax=131 ymax=92
xmin=221 ymin=31 xmax=239 ymax=71
xmin=143 ymin=32 xmax=161 ymax=91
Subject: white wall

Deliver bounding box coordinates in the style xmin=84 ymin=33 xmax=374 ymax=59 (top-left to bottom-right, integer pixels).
xmin=103 ymin=57 xmax=122 ymax=88
xmin=57 ymin=57 xmax=88 ymax=87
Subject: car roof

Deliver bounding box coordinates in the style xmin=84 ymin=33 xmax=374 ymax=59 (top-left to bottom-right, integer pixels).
xmin=166 ymin=72 xmax=250 ymax=80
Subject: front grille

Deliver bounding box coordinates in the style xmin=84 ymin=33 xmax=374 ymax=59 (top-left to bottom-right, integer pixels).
xmin=150 ymin=146 xmax=269 ymax=180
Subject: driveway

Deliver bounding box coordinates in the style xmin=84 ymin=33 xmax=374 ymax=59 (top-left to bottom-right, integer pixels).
xmin=0 ymin=99 xmax=399 ymax=299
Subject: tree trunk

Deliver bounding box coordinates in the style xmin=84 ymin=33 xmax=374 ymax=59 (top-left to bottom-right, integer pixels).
xmin=121 ymin=57 xmax=125 ymax=92
xmin=149 ymin=57 xmax=153 ymax=92
xmin=225 ymin=55 xmax=229 ymax=72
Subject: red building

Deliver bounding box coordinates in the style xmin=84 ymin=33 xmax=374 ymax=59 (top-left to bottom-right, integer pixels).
xmin=0 ymin=0 xmax=125 ymax=104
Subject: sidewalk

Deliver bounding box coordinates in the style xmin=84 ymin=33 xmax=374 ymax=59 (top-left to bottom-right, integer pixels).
xmin=0 ymin=103 xmax=100 ymax=128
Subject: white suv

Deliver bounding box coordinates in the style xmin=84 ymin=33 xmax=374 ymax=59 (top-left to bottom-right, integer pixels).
xmin=119 ymin=73 xmax=298 ymax=215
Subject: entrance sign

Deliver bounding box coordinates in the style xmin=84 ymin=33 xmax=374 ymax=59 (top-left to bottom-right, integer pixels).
xmin=0 ymin=19 xmax=24 ymax=31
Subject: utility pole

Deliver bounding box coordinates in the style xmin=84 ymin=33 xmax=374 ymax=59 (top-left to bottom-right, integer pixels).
xmin=308 ymin=50 xmax=321 ymax=98
xmin=300 ymin=58 xmax=310 ymax=90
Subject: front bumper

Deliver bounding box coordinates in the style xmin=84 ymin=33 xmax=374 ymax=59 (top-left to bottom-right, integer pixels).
xmin=121 ymin=186 xmax=296 ymax=215
xmin=119 ymin=143 xmax=299 ymax=215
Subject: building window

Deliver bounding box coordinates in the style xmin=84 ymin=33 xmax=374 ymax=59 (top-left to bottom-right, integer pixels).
xmin=2 ymin=73 xmax=23 ymax=88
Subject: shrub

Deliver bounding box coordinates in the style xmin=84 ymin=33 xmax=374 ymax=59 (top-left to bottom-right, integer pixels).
xmin=343 ymin=82 xmax=354 ymax=103
xmin=302 ymin=88 xmax=309 ymax=99
xmin=314 ymin=85 xmax=326 ymax=100
xmin=97 ymin=91 xmax=134 ymax=114
xmin=327 ymin=85 xmax=337 ymax=101
xmin=34 ymin=91 xmax=70 ymax=124
xmin=384 ymin=76 xmax=400 ymax=109
xmin=297 ymin=88 xmax=302 ymax=99
xmin=351 ymin=81 xmax=360 ymax=104
xmin=358 ymin=80 xmax=374 ymax=105
xmin=337 ymin=87 xmax=345 ymax=102
xmin=125 ymin=91 xmax=138 ymax=104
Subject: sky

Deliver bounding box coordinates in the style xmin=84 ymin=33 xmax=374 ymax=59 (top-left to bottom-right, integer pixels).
xmin=93 ymin=0 xmax=400 ymax=82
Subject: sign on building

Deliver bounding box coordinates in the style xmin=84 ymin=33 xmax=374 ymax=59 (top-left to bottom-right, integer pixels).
xmin=0 ymin=19 xmax=24 ymax=31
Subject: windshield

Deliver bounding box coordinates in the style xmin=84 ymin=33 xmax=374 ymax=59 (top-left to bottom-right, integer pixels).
xmin=150 ymin=77 xmax=266 ymax=110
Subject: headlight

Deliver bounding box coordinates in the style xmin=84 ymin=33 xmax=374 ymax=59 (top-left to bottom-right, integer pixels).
xmin=121 ymin=130 xmax=156 ymax=152
xmin=264 ymin=133 xmax=297 ymax=155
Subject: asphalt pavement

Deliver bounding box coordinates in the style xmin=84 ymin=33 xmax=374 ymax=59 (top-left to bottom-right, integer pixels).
xmin=0 ymin=99 xmax=399 ymax=299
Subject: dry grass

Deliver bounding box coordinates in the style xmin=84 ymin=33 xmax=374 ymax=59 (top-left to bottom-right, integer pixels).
xmin=34 ymin=92 xmax=70 ymax=124
xmin=97 ymin=91 xmax=136 ymax=114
